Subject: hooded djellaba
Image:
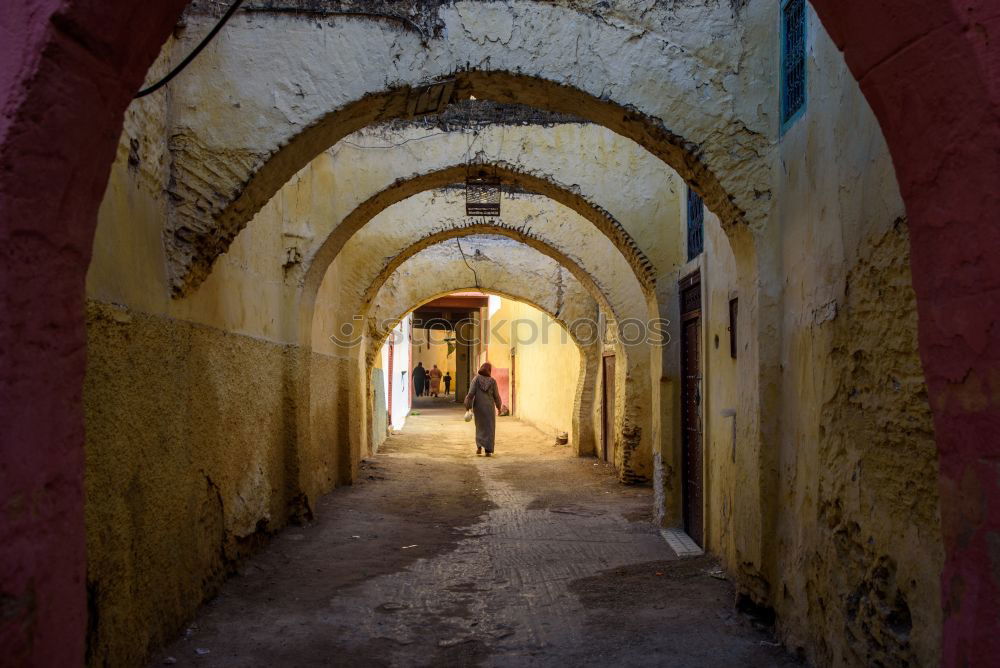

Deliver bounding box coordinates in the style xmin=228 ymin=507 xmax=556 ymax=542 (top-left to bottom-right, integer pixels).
xmin=464 ymin=362 xmax=506 ymax=456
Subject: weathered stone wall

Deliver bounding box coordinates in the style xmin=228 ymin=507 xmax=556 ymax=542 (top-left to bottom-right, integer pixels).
xmin=775 ymin=221 xmax=941 ymax=666
xmin=698 ymin=209 xmax=741 ymax=561
xmin=84 ymin=301 xmax=299 ymax=666
xmin=305 ymin=352 xmax=352 ymax=492
xmin=161 ymin=0 xmax=767 ymax=293
xmin=752 ymin=4 xmax=942 ymax=665
xmin=83 ymin=46 xmax=339 ymax=664
xmin=643 ymin=6 xmax=944 ymax=665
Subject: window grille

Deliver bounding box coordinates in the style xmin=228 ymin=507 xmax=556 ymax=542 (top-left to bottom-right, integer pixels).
xmin=781 ymin=0 xmax=807 ymax=131
xmin=687 ymin=187 xmax=704 ymax=261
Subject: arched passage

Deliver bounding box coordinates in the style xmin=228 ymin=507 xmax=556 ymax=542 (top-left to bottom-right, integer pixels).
xmin=295 ymin=161 xmax=660 ymax=320
xmin=306 ymin=216 xmax=645 ymax=489
xmin=2 ymin=1 xmax=998 ymax=665
xmin=366 ymin=241 xmax=602 ymax=460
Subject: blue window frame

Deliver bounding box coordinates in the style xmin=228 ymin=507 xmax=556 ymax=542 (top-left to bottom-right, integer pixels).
xmin=780 ymin=0 xmax=807 ymax=133
xmin=687 ymin=187 xmax=704 ymax=261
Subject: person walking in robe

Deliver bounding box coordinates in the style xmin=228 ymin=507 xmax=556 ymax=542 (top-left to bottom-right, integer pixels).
xmin=412 ymin=362 xmax=426 ymax=397
xmin=428 ymin=364 xmax=443 ymax=397
xmin=443 ymin=372 xmax=452 ymax=395
xmin=464 ymin=362 xmax=505 ymax=456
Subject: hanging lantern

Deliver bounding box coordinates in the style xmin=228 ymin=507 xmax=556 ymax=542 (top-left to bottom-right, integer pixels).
xmin=465 ymin=171 xmax=501 ymax=217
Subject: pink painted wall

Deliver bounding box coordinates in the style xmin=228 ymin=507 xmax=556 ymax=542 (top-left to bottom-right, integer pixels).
xmin=493 ymin=368 xmax=511 ymax=409
xmin=810 ymin=1 xmax=1000 ymax=664
xmin=0 ymin=1 xmax=997 ymax=664
xmin=0 ymin=1 xmax=186 ymax=663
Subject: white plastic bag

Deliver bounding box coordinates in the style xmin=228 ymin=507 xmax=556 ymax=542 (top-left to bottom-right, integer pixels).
xmin=464 ymin=409 xmax=474 ymax=422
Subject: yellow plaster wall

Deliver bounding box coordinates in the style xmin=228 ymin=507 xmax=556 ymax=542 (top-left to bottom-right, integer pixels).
xmin=490 ymin=298 xmax=581 ymax=441
xmin=700 ymin=211 xmax=741 ymax=562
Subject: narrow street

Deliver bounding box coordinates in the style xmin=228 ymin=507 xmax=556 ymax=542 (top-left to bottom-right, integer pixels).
xmin=153 ymin=399 xmax=797 ymax=667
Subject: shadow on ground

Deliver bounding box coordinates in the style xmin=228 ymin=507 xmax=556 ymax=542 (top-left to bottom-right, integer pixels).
xmin=151 ymin=398 xmax=801 ymax=667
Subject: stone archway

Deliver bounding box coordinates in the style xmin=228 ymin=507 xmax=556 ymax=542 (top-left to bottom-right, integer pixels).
xmin=364 ymin=238 xmax=603 ymax=459
xmin=305 ymin=208 xmax=647 ymax=489
xmin=2 ymin=2 xmax=998 ymax=664
xmin=290 ymin=168 xmax=662 ymax=499
xmin=160 ymin=2 xmax=765 ymax=292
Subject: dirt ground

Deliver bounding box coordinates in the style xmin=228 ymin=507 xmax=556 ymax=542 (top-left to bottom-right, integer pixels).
xmin=151 ymin=398 xmax=801 ymax=667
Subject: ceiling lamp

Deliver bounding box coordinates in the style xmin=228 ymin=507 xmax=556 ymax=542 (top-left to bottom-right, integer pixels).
xmin=465 ymin=169 xmax=501 ymax=217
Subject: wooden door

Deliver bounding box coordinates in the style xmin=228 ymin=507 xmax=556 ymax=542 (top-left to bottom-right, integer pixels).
xmin=680 ymin=276 xmax=704 ymax=547
xmin=602 ymin=354 xmax=616 ymax=463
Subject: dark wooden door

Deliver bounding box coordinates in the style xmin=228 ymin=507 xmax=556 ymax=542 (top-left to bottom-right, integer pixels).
xmin=680 ymin=278 xmax=704 ymax=547
xmin=602 ymin=355 xmax=616 ymax=463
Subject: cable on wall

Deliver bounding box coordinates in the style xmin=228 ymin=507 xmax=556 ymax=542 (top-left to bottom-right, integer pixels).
xmin=134 ymin=2 xmax=426 ymax=99
xmin=455 ymin=238 xmax=481 ymax=289
xmin=135 ymin=0 xmax=246 ymax=98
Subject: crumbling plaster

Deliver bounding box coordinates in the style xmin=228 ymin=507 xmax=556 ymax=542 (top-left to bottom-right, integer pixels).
xmin=160 ymin=0 xmax=769 ymax=293
xmin=744 ymin=6 xmax=942 ymax=664
xmin=90 ymin=121 xmax=684 ymax=344
xmin=84 ymin=301 xmax=301 ymax=667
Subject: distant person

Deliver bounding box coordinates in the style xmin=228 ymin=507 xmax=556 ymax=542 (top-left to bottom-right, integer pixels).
xmin=443 ymin=371 xmax=452 ymax=395
xmin=428 ymin=364 xmax=443 ymax=397
xmin=412 ymin=362 xmax=426 ymax=397
xmin=424 ymin=374 xmax=431 ymax=396
xmin=464 ymin=362 xmax=506 ymax=456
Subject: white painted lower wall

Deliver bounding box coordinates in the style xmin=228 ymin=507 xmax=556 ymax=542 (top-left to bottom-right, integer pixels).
xmin=379 ymin=314 xmax=413 ymax=432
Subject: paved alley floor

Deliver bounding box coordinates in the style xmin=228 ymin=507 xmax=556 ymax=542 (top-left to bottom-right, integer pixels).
xmin=152 ymin=398 xmax=799 ymax=667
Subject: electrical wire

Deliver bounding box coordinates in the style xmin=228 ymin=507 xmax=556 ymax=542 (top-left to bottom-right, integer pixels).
xmin=135 ymin=0 xmax=246 ymax=98
xmin=340 ymin=131 xmax=446 ymax=150
xmin=134 ymin=2 xmax=426 ymax=99
xmin=454 ymin=238 xmax=480 ymax=288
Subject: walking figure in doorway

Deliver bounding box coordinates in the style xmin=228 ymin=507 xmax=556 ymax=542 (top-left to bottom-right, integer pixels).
xmin=465 ymin=362 xmax=506 ymax=456
xmin=428 ymin=364 xmax=443 ymax=397
xmin=412 ymin=362 xmax=426 ymax=397
xmin=443 ymin=371 xmax=452 ymax=395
